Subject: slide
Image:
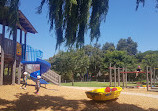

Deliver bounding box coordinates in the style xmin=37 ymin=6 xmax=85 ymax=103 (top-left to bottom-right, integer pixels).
xmin=21 ymin=58 xmax=51 ymax=84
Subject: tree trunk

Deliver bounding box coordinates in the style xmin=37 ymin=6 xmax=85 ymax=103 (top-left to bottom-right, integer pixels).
xmin=72 ymin=72 xmax=74 ymax=86
xmin=72 ymin=79 xmax=74 ymax=86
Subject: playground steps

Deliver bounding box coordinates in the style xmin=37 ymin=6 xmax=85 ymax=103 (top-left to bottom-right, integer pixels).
xmin=42 ymin=70 xmax=61 ymax=85
xmin=25 ymin=67 xmax=33 ymax=74
xmin=25 ymin=66 xmax=61 ymax=85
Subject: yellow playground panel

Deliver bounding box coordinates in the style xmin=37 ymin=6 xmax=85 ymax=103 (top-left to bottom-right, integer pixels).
xmin=16 ymin=42 xmax=22 ymax=56
xmin=85 ymin=87 xmax=122 ymax=101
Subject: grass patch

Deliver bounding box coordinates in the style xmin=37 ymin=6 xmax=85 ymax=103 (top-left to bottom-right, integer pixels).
xmin=61 ymin=81 xmax=138 ymax=87
xmin=61 ymin=81 xmax=109 ymax=87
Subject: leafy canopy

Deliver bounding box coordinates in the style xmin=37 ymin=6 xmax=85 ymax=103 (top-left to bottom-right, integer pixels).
xmin=116 ymin=37 xmax=138 ymax=55
xmin=0 ymin=0 xmax=19 ymax=34
xmin=37 ymin=0 xmax=109 ymax=49
xmin=102 ymin=42 xmax=115 ymax=52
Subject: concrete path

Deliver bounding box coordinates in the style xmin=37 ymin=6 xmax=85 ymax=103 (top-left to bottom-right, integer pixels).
xmin=62 ymin=86 xmax=158 ymax=99
xmin=121 ymin=92 xmax=158 ymax=99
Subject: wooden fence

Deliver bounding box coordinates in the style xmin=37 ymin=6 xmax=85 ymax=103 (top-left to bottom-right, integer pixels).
xmin=0 ymin=34 xmax=14 ymax=56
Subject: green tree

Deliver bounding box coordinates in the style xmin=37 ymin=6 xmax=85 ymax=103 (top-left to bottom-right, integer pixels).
xmin=73 ymin=49 xmax=89 ymax=81
xmin=0 ymin=0 xmax=19 ymax=34
xmin=104 ymin=50 xmax=136 ymax=69
xmin=50 ymin=49 xmax=89 ymax=84
xmin=102 ymin=42 xmax=115 ymax=52
xmin=136 ymin=50 xmax=158 ymax=63
xmin=84 ymin=45 xmax=104 ymax=77
xmin=117 ymin=37 xmax=138 ymax=55
xmin=142 ymin=54 xmax=158 ymax=67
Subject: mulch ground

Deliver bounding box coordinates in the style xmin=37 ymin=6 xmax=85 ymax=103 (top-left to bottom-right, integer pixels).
xmin=0 ymin=80 xmax=158 ymax=111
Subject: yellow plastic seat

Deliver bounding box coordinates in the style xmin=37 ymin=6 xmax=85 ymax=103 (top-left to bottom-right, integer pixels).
xmin=142 ymin=85 xmax=146 ymax=87
xmin=85 ymin=87 xmax=122 ymax=101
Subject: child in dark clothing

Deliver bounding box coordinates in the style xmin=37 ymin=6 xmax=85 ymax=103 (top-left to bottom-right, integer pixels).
xmin=20 ymin=72 xmax=28 ymax=90
xmin=35 ymin=76 xmax=41 ymax=94
xmin=136 ymin=66 xmax=142 ymax=78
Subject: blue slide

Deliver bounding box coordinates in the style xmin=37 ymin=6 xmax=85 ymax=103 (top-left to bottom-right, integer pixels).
xmin=21 ymin=58 xmax=51 ymax=84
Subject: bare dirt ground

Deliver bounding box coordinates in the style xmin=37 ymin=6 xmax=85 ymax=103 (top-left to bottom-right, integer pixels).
xmin=0 ymin=80 xmax=158 ymax=111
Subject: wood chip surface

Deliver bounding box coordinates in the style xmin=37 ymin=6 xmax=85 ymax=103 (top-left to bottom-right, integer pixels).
xmin=0 ymin=80 xmax=158 ymax=111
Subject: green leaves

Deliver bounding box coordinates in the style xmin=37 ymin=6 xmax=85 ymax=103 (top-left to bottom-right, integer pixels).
xmin=90 ymin=0 xmax=109 ymax=42
xmin=104 ymin=50 xmax=137 ymax=70
xmin=142 ymin=54 xmax=158 ymax=67
xmin=38 ymin=0 xmax=109 ymax=49
xmin=49 ymin=43 xmax=158 ymax=82
xmin=0 ymin=0 xmax=20 ymax=35
xmin=102 ymin=42 xmax=115 ymax=52
xmin=117 ymin=37 xmax=138 ymax=55
xmin=49 ymin=49 xmax=89 ymax=80
xmin=70 ymin=0 xmax=77 ymax=5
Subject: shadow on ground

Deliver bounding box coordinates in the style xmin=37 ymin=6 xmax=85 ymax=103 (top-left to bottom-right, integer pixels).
xmin=0 ymin=93 xmax=157 ymax=111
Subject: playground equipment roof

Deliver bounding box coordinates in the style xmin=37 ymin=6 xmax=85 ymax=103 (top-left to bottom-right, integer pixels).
xmin=0 ymin=9 xmax=37 ymax=34
xmin=18 ymin=10 xmax=37 ymax=34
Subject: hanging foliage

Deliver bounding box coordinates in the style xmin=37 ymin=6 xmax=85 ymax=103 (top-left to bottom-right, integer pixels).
xmin=136 ymin=0 xmax=145 ymax=10
xmin=0 ymin=0 xmax=20 ymax=35
xmin=37 ymin=0 xmax=109 ymax=49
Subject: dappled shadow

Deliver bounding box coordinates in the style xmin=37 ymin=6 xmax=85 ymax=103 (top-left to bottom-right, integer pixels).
xmin=21 ymin=83 xmax=52 ymax=89
xmin=148 ymin=89 xmax=158 ymax=92
xmin=0 ymin=93 xmax=81 ymax=111
xmin=3 ymin=75 xmax=12 ymax=85
xmin=0 ymin=93 xmax=158 ymax=111
xmin=82 ymin=99 xmax=158 ymax=111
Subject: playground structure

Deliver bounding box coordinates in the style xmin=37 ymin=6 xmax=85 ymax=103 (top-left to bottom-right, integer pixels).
xmin=0 ymin=10 xmax=61 ymax=85
xmin=21 ymin=45 xmax=61 ymax=85
xmin=22 ymin=58 xmax=51 ymax=84
xmin=0 ymin=10 xmax=37 ymax=85
xmin=146 ymin=66 xmax=158 ymax=91
xmin=109 ymin=64 xmax=158 ymax=91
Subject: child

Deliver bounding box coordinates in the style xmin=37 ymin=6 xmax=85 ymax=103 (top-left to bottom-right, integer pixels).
xmin=35 ymin=76 xmax=41 ymax=94
xmin=136 ymin=66 xmax=142 ymax=78
xmin=20 ymin=72 xmax=28 ymax=90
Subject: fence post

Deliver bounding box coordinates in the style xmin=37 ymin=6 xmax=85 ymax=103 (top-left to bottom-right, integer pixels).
xmin=18 ymin=63 xmax=22 ymax=85
xmin=109 ymin=63 xmax=112 ymax=87
xmin=0 ymin=23 xmax=5 ymax=85
xmin=114 ymin=66 xmax=116 ymax=87
xmin=12 ymin=28 xmax=17 ymax=85
xmin=125 ymin=67 xmax=127 ymax=88
xmin=118 ymin=67 xmax=120 ymax=87
xmin=123 ymin=67 xmax=125 ymax=89
xmin=153 ymin=67 xmax=156 ymax=86
xmin=150 ymin=67 xmax=152 ymax=89
xmin=146 ymin=66 xmax=149 ymax=91
xmin=59 ymin=75 xmax=61 ymax=85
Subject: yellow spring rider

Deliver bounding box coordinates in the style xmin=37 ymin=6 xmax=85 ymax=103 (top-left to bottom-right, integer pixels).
xmin=85 ymin=87 xmax=122 ymax=101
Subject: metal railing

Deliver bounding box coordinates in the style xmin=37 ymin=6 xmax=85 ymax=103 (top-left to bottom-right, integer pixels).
xmin=22 ymin=45 xmax=43 ymax=61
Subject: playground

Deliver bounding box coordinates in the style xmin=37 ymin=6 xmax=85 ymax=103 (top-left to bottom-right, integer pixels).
xmin=1 ymin=3 xmax=158 ymax=111
xmin=0 ymin=80 xmax=158 ymax=111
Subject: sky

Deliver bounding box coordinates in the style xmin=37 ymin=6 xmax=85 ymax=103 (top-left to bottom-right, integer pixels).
xmin=4 ymin=0 xmax=158 ymax=59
